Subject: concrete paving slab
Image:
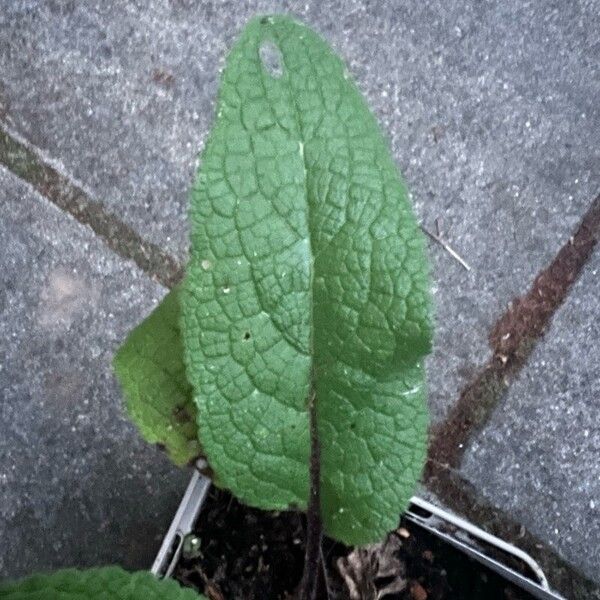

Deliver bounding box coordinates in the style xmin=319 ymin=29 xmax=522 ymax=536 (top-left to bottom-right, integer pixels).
xmin=0 ymin=166 xmax=189 ymax=578
xmin=461 ymin=249 xmax=600 ymax=583
xmin=1 ymin=2 xmax=600 ymax=587
xmin=1 ymin=1 xmax=598 ymax=423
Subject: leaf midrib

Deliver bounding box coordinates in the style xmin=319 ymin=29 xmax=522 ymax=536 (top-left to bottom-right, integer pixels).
xmin=268 ymin=25 xmax=318 ymax=413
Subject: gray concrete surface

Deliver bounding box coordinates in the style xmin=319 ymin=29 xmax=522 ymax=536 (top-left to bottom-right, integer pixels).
xmin=461 ymin=248 xmax=600 ymax=582
xmin=0 ymin=0 xmax=599 ymax=587
xmin=0 ymin=166 xmax=188 ymax=577
xmin=1 ymin=1 xmax=599 ymax=422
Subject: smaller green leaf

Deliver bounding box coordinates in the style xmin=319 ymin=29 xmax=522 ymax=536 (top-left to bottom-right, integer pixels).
xmin=113 ymin=288 xmax=201 ymax=465
xmin=0 ymin=567 xmax=204 ymax=599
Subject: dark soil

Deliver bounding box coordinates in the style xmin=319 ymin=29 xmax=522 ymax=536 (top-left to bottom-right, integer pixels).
xmin=174 ymin=487 xmax=305 ymax=600
xmin=173 ymin=487 xmax=540 ymax=600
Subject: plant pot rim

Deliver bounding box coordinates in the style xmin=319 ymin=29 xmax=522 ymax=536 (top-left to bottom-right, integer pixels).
xmin=152 ymin=461 xmax=564 ymax=600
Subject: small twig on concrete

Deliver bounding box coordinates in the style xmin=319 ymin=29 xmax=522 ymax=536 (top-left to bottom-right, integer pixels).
xmin=421 ymin=224 xmax=472 ymax=271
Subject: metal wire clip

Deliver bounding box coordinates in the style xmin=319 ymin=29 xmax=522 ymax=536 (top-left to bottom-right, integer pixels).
xmin=151 ymin=459 xmax=211 ymax=579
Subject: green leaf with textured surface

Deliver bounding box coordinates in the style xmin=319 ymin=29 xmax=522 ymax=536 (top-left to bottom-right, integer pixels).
xmin=113 ymin=288 xmax=201 ymax=465
xmin=181 ymin=15 xmax=432 ymax=545
xmin=0 ymin=567 xmax=204 ymax=599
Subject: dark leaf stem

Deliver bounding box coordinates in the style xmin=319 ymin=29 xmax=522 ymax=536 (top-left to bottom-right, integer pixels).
xmin=299 ymin=389 xmax=323 ymax=600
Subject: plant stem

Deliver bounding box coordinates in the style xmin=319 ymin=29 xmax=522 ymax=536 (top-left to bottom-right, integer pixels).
xmin=299 ymin=389 xmax=322 ymax=600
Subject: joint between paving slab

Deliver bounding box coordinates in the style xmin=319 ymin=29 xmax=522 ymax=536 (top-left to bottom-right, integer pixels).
xmin=427 ymin=193 xmax=600 ymax=471
xmin=424 ymin=194 xmax=600 ymax=597
xmin=0 ymin=124 xmax=183 ymax=289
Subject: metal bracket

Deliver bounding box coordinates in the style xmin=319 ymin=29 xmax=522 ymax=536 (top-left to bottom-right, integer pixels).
xmin=150 ymin=459 xmax=211 ymax=579
xmin=405 ymin=496 xmax=564 ymax=600
xmin=152 ymin=468 xmax=563 ymax=599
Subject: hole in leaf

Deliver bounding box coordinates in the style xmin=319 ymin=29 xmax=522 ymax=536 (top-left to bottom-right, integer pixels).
xmin=259 ymin=40 xmax=283 ymax=78
xmin=243 ymin=331 xmax=251 ymax=340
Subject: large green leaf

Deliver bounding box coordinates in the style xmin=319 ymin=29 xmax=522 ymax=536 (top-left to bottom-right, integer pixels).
xmin=181 ymin=15 xmax=432 ymax=544
xmin=0 ymin=567 xmax=204 ymax=599
xmin=113 ymin=288 xmax=201 ymax=466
